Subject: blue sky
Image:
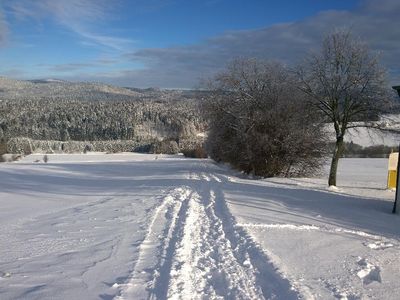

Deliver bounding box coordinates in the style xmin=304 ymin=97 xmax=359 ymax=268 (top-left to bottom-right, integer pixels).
xmin=0 ymin=0 xmax=399 ymax=88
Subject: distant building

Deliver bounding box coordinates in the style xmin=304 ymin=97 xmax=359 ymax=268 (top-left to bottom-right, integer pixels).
xmin=393 ymin=86 xmax=400 ymax=97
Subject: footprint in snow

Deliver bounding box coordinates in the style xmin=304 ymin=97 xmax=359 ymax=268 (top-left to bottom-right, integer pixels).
xmin=363 ymin=241 xmax=394 ymax=250
xmin=0 ymin=271 xmax=11 ymax=278
xmin=356 ymin=257 xmax=381 ymax=285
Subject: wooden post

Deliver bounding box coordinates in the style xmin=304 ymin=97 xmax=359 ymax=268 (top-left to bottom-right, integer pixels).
xmin=392 ymin=143 xmax=400 ymax=214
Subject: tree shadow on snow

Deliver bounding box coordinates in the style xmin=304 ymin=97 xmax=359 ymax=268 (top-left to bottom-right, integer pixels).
xmin=215 ymin=174 xmax=400 ymax=239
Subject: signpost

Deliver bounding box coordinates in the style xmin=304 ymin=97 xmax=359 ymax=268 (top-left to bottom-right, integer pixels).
xmin=392 ymin=143 xmax=400 ymax=214
xmin=391 ymin=86 xmax=400 ymax=214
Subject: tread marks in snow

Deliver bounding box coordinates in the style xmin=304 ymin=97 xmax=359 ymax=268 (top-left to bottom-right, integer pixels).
xmin=165 ymin=171 xmax=299 ymax=299
xmin=115 ymin=187 xmax=192 ymax=299
xmin=197 ymin=173 xmax=299 ymax=300
xmin=116 ymin=170 xmax=299 ymax=300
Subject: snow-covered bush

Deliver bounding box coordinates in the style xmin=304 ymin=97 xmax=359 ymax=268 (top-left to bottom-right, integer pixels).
xmin=203 ymin=59 xmax=328 ymax=177
xmin=181 ymin=145 xmax=208 ymax=158
xmin=150 ymin=140 xmax=180 ymax=154
xmin=0 ymin=154 xmax=22 ymax=162
xmin=6 ymin=138 xmax=147 ymax=154
xmin=178 ymin=137 xmax=205 ymax=153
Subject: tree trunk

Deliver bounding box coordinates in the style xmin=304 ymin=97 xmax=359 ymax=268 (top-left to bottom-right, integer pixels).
xmin=328 ymin=136 xmax=344 ymax=186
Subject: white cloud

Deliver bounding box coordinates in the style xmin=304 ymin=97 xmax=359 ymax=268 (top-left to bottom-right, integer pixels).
xmin=4 ymin=0 xmax=133 ymax=50
xmin=7 ymin=0 xmax=109 ymax=22
xmin=70 ymin=27 xmax=135 ymax=51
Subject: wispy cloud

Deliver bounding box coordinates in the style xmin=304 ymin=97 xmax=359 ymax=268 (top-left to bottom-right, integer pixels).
xmin=44 ymin=58 xmax=121 ymax=73
xmin=0 ymin=68 xmax=26 ymax=78
xmin=4 ymin=0 xmax=134 ymax=50
xmin=71 ymin=27 xmax=135 ymax=51
xmin=7 ymin=0 xmax=109 ymax=22
xmin=96 ymin=58 xmax=118 ymax=65
xmin=48 ymin=63 xmax=94 ymax=73
xmin=0 ymin=7 xmax=9 ymax=45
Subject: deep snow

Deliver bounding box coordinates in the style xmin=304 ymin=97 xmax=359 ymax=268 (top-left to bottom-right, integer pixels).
xmin=0 ymin=153 xmax=399 ymax=299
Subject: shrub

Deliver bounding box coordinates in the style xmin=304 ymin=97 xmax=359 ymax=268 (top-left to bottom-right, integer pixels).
xmin=182 ymin=145 xmax=208 ymax=158
xmin=203 ymin=59 xmax=328 ymax=177
xmin=150 ymin=139 xmax=180 ymax=154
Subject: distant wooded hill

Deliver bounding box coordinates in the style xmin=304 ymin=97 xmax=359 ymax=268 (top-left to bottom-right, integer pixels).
xmin=0 ymin=77 xmax=207 ymax=150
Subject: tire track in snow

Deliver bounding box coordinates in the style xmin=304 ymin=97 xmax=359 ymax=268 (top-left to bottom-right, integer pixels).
xmin=166 ymin=181 xmax=265 ymax=299
xmin=150 ymin=187 xmax=194 ymax=300
xmin=199 ymin=173 xmax=299 ymax=300
xmin=163 ymin=169 xmax=299 ymax=299
xmin=198 ymin=189 xmax=265 ymax=299
xmin=114 ymin=187 xmax=191 ymax=300
xmin=116 ymin=165 xmax=300 ymax=299
xmin=165 ymin=188 xmax=212 ymax=299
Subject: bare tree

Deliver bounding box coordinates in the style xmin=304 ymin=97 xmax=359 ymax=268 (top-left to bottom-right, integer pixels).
xmin=297 ymin=30 xmax=391 ymax=186
xmin=203 ymin=58 xmax=327 ymax=177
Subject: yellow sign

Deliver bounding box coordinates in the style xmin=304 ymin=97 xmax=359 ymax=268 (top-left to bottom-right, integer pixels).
xmin=388 ymin=152 xmax=398 ymax=189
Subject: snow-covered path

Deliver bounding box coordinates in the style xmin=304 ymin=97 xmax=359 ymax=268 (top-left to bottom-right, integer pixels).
xmin=116 ymin=162 xmax=297 ymax=299
xmin=0 ymin=154 xmax=399 ymax=299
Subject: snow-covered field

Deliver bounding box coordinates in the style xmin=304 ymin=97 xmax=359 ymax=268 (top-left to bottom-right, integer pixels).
xmin=0 ymin=153 xmax=399 ymax=299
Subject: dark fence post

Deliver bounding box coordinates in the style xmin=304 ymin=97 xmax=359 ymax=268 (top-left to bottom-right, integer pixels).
xmin=392 ymin=143 xmax=400 ymax=214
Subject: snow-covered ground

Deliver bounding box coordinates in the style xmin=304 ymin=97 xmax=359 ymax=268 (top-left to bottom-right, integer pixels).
xmin=0 ymin=153 xmax=399 ymax=299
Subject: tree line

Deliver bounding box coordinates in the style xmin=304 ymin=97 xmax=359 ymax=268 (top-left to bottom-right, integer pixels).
xmin=0 ymin=98 xmax=204 ymax=143
xmin=202 ymin=30 xmax=398 ymax=185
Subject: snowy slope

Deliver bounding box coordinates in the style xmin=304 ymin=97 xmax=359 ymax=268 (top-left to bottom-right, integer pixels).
xmin=226 ymin=158 xmax=399 ymax=299
xmin=0 ymin=154 xmax=399 ymax=299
